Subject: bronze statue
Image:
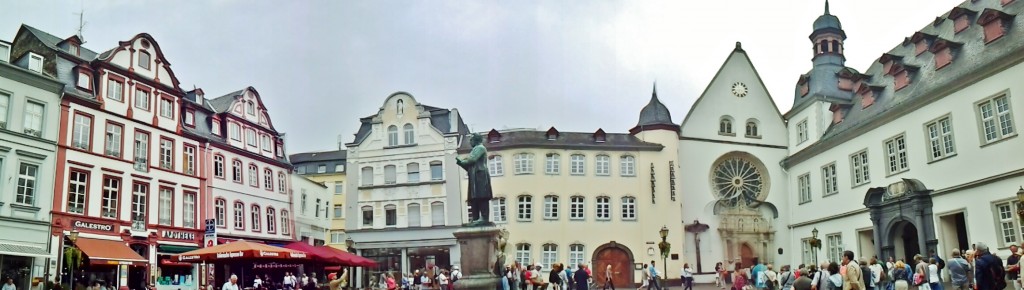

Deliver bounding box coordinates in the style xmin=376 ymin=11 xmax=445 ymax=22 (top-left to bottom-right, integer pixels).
xmin=457 ymin=133 xmax=494 ymax=226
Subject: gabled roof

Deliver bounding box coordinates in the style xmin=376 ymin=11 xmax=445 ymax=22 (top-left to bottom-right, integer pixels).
xmin=19 ymin=24 xmax=99 ymax=61
xmin=680 ymin=42 xmax=785 ymax=130
xmin=348 ymin=92 xmax=469 ymax=146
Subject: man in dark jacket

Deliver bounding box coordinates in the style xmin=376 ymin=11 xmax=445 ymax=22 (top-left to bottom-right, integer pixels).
xmin=793 ymin=269 xmax=813 ymax=290
xmin=975 ymin=242 xmax=1007 ymax=290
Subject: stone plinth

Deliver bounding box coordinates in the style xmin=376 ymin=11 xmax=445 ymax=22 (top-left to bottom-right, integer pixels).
xmin=453 ymin=226 xmax=502 ymax=290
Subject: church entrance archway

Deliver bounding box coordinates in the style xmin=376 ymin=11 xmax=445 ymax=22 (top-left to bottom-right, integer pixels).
xmin=864 ymin=179 xmax=937 ymax=261
xmin=592 ymin=242 xmax=634 ymax=288
xmin=740 ymin=243 xmax=755 ymax=268
xmin=891 ymin=221 xmax=920 ymax=263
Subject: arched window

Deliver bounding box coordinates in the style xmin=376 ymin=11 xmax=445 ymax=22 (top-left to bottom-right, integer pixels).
xmin=278 ymin=172 xmax=286 ymax=193
xmin=361 ymin=206 xmax=374 ymax=226
xmin=541 ymin=244 xmax=558 ymax=270
xmin=568 ymin=244 xmax=585 ymax=266
xmin=248 ymin=164 xmax=258 ymax=187
xmin=251 ymin=205 xmax=261 ymax=231
xmin=408 ymin=203 xmax=421 ymax=227
xmin=387 ymin=125 xmax=398 ymax=146
xmin=280 ymin=210 xmax=290 ymax=235
xmin=233 ymin=202 xmax=245 ymax=229
xmin=515 ymin=244 xmax=532 ymax=265
xmin=745 ymin=119 xmax=760 ymax=137
xmin=543 ymin=195 xmax=559 ymax=219
xmin=215 ymin=199 xmax=226 ymax=227
xmin=232 ymin=160 xmax=243 ymax=183
xmin=831 ymin=40 xmax=841 ymax=54
xmin=266 ymin=207 xmax=277 ymax=233
xmin=621 ymin=197 xmax=636 ymax=220
xmin=138 ymin=51 xmax=151 ymax=70
xmin=214 ymin=155 xmax=225 ymax=178
xmin=384 ymin=204 xmax=397 ymax=226
xmin=403 ymin=124 xmax=415 ymax=144
xmin=719 ymin=116 xmax=734 ymax=135
xmin=263 ymin=168 xmax=273 ymax=190
xmin=488 ymin=155 xmax=504 ymax=176
xmin=246 ymin=101 xmax=255 ymax=115
xmin=819 ymin=40 xmax=828 ymax=54
xmin=431 ymin=201 xmax=445 ymax=226
xmin=595 ymin=196 xmax=611 ymax=220
xmin=619 ymin=155 xmax=636 ymax=176
xmin=396 ymin=99 xmax=404 ymax=115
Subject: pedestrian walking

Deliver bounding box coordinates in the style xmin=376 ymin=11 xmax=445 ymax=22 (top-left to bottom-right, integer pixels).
xmin=778 ymin=265 xmax=795 ymax=290
xmin=681 ymin=264 xmax=693 ymax=290
xmin=975 ymin=243 xmax=1007 ymax=290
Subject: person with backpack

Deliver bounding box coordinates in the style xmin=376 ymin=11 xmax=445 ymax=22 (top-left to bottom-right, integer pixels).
xmin=946 ymin=249 xmax=971 ymax=290
xmin=975 ymin=242 xmax=1007 ymax=290
xmin=868 ymin=257 xmax=885 ymax=290
xmin=778 ymin=265 xmax=796 ymax=290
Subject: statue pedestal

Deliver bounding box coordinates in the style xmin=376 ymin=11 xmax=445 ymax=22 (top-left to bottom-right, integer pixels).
xmin=453 ymin=226 xmax=502 ymax=290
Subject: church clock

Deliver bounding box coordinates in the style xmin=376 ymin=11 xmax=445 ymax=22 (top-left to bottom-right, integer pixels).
xmin=731 ymin=82 xmax=748 ymax=97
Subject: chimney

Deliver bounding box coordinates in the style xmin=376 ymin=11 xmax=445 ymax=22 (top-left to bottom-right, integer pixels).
xmin=337 ymin=134 xmax=343 ymax=150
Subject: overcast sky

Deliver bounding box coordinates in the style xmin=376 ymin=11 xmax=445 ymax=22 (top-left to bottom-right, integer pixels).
xmin=2 ymin=0 xmax=963 ymax=153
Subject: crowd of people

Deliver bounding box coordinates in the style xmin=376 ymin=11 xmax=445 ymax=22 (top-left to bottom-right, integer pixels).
xmin=707 ymin=242 xmax=1016 ymax=290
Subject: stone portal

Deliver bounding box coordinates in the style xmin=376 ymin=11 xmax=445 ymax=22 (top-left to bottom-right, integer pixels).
xmin=864 ymin=178 xmax=937 ymax=262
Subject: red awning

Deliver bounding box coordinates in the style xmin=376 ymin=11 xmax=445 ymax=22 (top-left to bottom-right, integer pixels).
xmin=281 ymin=242 xmax=342 ymax=264
xmin=322 ymin=246 xmax=377 ymax=267
xmin=174 ymin=240 xmax=308 ymax=262
xmin=75 ymin=238 xmax=148 ymax=266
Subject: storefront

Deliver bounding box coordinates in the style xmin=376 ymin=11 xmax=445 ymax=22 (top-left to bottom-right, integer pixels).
xmin=72 ymin=237 xmax=149 ymax=290
xmin=0 ymin=213 xmax=52 ymax=290
xmin=348 ymin=226 xmax=461 ymax=289
xmin=155 ymin=230 xmax=201 ymax=290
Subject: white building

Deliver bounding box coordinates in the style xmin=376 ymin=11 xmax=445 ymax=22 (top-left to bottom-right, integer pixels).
xmin=291 ymin=174 xmax=330 ymax=245
xmin=0 ymin=37 xmax=65 ymax=290
xmin=183 ymin=86 xmax=294 ymax=245
xmin=344 ymin=92 xmax=467 ymax=287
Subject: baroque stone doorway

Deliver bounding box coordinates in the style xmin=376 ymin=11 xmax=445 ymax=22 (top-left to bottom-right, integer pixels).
xmin=864 ymin=179 xmax=937 ymax=262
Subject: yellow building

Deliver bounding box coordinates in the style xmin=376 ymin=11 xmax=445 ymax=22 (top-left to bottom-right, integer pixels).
xmin=459 ymin=88 xmax=684 ymax=287
xmin=289 ymin=149 xmax=349 ymax=250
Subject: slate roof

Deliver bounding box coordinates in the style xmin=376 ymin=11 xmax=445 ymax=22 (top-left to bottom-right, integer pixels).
xmin=208 ymin=89 xmax=246 ymax=113
xmin=635 ymin=85 xmax=676 ymax=128
xmin=813 ymin=1 xmax=842 ymax=31
xmin=21 ymin=24 xmax=99 ymax=61
xmin=460 ymin=129 xmax=664 ymax=152
xmin=812 ymin=0 xmax=1024 ymax=141
xmin=289 ymin=150 xmax=347 ymax=164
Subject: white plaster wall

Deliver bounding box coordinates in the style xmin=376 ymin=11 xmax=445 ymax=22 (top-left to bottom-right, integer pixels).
xmin=292 ymin=174 xmax=330 ymax=243
xmin=785 ymin=59 xmax=1024 ymax=265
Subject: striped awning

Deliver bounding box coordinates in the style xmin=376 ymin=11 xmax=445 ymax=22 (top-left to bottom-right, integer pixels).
xmin=0 ymin=243 xmax=50 ymax=258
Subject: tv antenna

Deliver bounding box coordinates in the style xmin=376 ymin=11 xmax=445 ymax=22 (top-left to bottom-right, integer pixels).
xmin=74 ymin=5 xmax=87 ymax=43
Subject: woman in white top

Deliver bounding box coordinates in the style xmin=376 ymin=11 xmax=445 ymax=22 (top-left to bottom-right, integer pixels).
xmin=680 ymin=264 xmax=693 ymax=290
xmin=927 ymin=258 xmax=941 ymax=290
xmin=438 ymin=271 xmax=449 ymax=290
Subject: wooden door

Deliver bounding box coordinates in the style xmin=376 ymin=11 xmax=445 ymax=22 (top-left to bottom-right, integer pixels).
xmin=740 ymin=243 xmax=755 ymax=268
xmin=594 ymin=246 xmax=633 ymax=288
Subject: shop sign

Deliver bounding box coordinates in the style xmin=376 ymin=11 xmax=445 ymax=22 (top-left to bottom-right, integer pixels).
xmin=162 ymin=230 xmax=196 ymax=240
xmin=75 ymin=220 xmax=114 ymax=232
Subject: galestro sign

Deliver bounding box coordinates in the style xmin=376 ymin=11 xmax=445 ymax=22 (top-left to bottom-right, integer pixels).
xmin=161 ymin=230 xmax=196 ymax=241
xmin=216 ymin=251 xmax=244 ymax=258
xmin=74 ymin=220 xmax=114 ymax=232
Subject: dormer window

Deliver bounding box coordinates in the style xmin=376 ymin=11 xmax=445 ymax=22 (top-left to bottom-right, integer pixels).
xmin=487 ymin=129 xmax=502 ymax=143
xmin=28 ymin=53 xmax=43 ymax=73
xmin=68 ymin=44 xmax=79 ymax=56
xmin=212 ymin=120 xmax=222 ymax=135
xmin=910 ymin=32 xmax=936 ymax=56
xmin=76 ymin=71 xmax=92 ymax=90
xmin=948 ymin=7 xmax=976 ymax=34
xmin=138 ymin=51 xmax=151 ymax=70
xmin=546 ymin=127 xmax=559 ymax=140
xmin=978 ymin=9 xmax=1015 ymax=44
xmin=184 ymin=110 xmax=195 ymax=126
xmin=593 ymin=129 xmax=606 ymax=143
xmin=930 ymin=38 xmax=963 ymax=70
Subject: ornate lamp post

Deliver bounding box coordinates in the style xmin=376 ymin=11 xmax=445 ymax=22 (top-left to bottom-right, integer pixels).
xmin=346 ymin=237 xmax=355 ymax=290
xmin=809 ymin=228 xmax=822 ymax=263
xmin=658 ymin=226 xmax=670 ymax=277
xmin=67 ymin=227 xmax=80 ymax=290
xmin=1016 ymin=187 xmax=1024 ymax=220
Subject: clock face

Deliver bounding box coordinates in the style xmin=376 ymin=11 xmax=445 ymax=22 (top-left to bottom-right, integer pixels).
xmin=731 ymin=82 xmax=748 ymax=97
xmin=712 ymin=156 xmax=765 ymax=208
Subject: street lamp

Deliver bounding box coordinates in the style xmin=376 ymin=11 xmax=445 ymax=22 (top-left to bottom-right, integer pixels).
xmin=68 ymin=227 xmax=80 ymax=290
xmin=658 ymin=226 xmax=670 ymax=278
xmin=809 ymin=228 xmax=822 ymax=263
xmin=345 ymin=237 xmax=355 ymax=290
xmin=1016 ymin=187 xmax=1024 ymax=220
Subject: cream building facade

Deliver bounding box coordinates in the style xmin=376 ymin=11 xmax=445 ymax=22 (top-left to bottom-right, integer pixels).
xmin=465 ymin=90 xmax=684 ymax=287
xmin=289 ymin=149 xmax=349 ymax=249
xmin=344 ymin=92 xmax=468 ymax=287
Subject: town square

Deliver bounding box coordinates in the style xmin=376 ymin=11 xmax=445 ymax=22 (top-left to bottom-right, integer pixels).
xmin=0 ymin=0 xmax=1022 ymax=290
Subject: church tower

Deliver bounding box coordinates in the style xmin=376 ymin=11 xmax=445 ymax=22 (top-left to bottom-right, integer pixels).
xmin=786 ymin=0 xmax=859 ymax=152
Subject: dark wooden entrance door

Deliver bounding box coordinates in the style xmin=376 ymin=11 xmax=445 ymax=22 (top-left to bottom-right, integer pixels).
xmin=593 ymin=245 xmax=633 ymax=288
